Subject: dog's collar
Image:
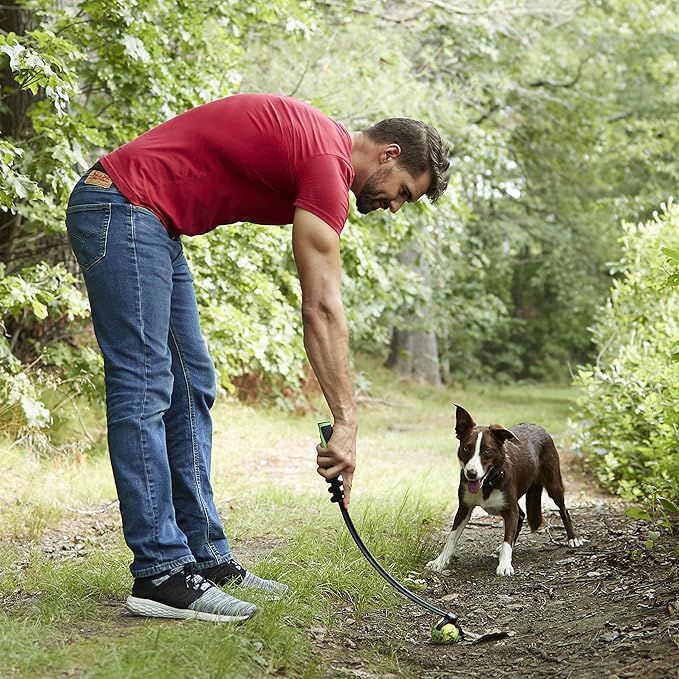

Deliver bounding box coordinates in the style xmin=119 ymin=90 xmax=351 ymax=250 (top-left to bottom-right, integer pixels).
xmin=483 ymin=468 xmax=505 ymax=488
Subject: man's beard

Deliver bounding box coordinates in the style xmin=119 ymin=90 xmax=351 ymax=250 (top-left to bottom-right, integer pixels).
xmin=355 ymin=167 xmax=393 ymax=214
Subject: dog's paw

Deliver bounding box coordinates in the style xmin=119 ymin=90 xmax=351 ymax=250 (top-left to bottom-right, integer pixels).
xmin=426 ymin=558 xmax=446 ymax=572
xmin=568 ymin=537 xmax=584 ymax=548
xmin=496 ymin=562 xmax=515 ymax=576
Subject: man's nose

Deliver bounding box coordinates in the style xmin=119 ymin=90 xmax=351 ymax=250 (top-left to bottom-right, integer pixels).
xmin=389 ymin=196 xmax=406 ymax=213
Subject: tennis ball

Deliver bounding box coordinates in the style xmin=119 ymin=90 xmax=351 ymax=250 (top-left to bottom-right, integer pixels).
xmin=431 ymin=617 xmax=461 ymax=644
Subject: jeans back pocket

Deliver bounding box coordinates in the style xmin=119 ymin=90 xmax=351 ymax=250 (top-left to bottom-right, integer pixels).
xmin=66 ymin=203 xmax=112 ymax=270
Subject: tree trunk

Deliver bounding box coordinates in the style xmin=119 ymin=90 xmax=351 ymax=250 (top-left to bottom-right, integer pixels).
xmin=0 ymin=1 xmax=37 ymax=269
xmin=385 ymin=247 xmax=441 ymax=386
xmin=386 ymin=326 xmax=441 ymax=386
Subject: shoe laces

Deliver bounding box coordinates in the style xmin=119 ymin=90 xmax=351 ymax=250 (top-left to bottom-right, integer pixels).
xmin=183 ymin=566 xmax=211 ymax=592
xmin=226 ymin=558 xmax=246 ymax=575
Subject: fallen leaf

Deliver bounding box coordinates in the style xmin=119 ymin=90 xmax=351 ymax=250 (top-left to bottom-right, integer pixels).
xmin=308 ymin=626 xmax=327 ymax=641
xmin=601 ymin=631 xmax=620 ymax=642
xmin=440 ymin=593 xmax=459 ymax=602
xmin=465 ymin=628 xmax=516 ymax=644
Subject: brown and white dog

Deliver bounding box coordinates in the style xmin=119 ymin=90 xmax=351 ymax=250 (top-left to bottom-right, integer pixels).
xmin=427 ymin=404 xmax=582 ymax=576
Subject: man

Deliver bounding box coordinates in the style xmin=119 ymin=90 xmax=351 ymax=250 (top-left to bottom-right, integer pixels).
xmin=66 ymin=92 xmax=450 ymax=623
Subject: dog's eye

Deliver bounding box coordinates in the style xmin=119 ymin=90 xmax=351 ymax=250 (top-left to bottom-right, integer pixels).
xmin=482 ymin=449 xmax=493 ymax=457
xmin=462 ymin=445 xmax=470 ymax=453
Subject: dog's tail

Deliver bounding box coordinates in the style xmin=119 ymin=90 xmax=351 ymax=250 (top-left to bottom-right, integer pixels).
xmin=526 ymin=484 xmax=544 ymax=531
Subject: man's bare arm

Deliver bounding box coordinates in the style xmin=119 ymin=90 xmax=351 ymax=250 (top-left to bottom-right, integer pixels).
xmin=292 ymin=207 xmax=357 ymax=507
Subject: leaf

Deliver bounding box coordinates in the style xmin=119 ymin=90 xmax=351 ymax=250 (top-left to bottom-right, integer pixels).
xmin=661 ymin=247 xmax=679 ymax=258
xmin=625 ymin=507 xmax=651 ymax=522
xmin=658 ymin=497 xmax=679 ymax=513
xmin=31 ymin=299 xmax=48 ymax=320
xmin=467 ymin=628 xmax=516 ymax=644
xmin=661 ymin=246 xmax=679 ymax=261
xmin=122 ymin=35 xmax=151 ymax=64
xmin=0 ymin=40 xmax=26 ymax=70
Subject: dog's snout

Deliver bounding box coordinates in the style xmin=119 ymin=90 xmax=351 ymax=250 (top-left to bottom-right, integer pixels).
xmin=465 ymin=468 xmax=478 ymax=480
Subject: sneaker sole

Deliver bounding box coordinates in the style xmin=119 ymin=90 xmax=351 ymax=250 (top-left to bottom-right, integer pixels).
xmin=126 ymin=596 xmax=256 ymax=623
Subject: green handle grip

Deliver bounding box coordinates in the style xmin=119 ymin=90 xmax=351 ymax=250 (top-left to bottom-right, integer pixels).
xmin=318 ymin=421 xmax=332 ymax=449
xmin=317 ymin=421 xmax=343 ymax=503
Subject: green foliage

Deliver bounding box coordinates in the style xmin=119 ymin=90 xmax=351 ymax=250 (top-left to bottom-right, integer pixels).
xmin=0 ymin=261 xmax=95 ymax=437
xmin=342 ymin=205 xmax=438 ymax=354
xmin=0 ymin=27 xmax=77 ymax=105
xmin=625 ymin=497 xmax=679 ymax=552
xmin=185 ymin=225 xmax=307 ymax=402
xmin=425 ymin=0 xmax=679 ymax=381
xmin=573 ymin=200 xmax=679 ymax=504
xmin=0 ymin=139 xmax=43 ymax=212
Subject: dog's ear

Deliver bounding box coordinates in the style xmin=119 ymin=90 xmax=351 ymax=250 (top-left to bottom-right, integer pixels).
xmin=489 ymin=424 xmax=518 ymax=447
xmin=454 ymin=403 xmax=475 ymax=440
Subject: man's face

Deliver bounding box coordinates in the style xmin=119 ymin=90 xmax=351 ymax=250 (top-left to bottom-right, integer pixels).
xmin=355 ymin=165 xmax=432 ymax=215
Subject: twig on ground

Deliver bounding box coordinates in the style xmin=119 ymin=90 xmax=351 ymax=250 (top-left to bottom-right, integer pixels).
xmin=65 ymin=500 xmax=118 ymax=515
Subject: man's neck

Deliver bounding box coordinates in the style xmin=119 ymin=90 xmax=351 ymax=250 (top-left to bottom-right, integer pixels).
xmin=349 ymin=131 xmax=372 ymax=195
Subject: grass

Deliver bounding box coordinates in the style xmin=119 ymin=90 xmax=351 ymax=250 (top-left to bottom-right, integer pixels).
xmin=0 ymin=360 xmax=577 ymax=678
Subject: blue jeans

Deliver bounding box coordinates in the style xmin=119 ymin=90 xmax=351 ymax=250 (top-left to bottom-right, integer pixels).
xmin=66 ymin=173 xmax=233 ymax=577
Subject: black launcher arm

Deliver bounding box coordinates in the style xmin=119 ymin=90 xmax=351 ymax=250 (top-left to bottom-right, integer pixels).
xmin=317 ymin=421 xmax=460 ymax=627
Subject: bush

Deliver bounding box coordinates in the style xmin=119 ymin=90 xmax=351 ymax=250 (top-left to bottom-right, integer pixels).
xmin=572 ymin=200 xmax=679 ymax=505
xmin=0 ymin=261 xmax=100 ymax=444
xmin=185 ymin=225 xmax=308 ymax=407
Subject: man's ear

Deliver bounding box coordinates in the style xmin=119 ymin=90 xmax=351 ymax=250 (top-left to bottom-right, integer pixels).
xmin=381 ymin=143 xmax=401 ymax=163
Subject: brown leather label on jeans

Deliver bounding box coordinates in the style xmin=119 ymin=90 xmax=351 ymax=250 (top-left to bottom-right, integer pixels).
xmin=84 ymin=170 xmax=113 ymax=188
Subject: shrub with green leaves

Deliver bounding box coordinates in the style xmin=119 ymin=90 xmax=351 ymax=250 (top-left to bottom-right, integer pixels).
xmin=185 ymin=225 xmax=307 ymax=403
xmin=573 ymin=200 xmax=679 ymax=505
xmin=0 ymin=261 xmax=96 ymax=437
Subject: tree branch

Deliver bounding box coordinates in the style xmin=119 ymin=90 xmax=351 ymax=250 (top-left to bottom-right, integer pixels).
xmin=527 ymin=54 xmax=593 ymax=89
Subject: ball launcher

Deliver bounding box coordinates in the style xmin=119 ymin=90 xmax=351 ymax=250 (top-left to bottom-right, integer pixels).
xmin=318 ymin=421 xmax=463 ymax=643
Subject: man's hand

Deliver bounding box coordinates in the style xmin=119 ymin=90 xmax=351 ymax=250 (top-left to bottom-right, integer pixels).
xmin=316 ymin=420 xmax=357 ymax=507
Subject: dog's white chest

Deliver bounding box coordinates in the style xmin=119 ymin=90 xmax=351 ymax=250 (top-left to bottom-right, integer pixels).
xmin=463 ymin=487 xmax=507 ymax=515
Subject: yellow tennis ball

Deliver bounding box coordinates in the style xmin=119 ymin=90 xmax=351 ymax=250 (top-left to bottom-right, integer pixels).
xmin=431 ymin=617 xmax=461 ymax=644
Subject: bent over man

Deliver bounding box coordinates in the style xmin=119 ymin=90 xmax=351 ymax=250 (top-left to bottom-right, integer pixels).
xmin=66 ymin=92 xmax=450 ymax=622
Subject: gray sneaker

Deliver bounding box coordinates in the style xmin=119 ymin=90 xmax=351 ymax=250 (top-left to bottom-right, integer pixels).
xmin=199 ymin=558 xmax=289 ymax=596
xmin=126 ymin=567 xmax=257 ymax=622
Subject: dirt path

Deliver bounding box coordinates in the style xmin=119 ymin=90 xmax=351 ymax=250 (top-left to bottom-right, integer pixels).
xmin=316 ymin=451 xmax=679 ymax=679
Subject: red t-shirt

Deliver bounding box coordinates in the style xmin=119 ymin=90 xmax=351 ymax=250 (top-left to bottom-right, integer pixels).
xmin=100 ymin=93 xmax=354 ymax=237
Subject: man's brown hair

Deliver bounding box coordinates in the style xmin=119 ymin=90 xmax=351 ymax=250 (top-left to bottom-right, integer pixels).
xmin=363 ymin=118 xmax=450 ymax=202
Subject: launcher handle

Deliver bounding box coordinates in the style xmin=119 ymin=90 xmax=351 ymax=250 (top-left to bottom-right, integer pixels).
xmin=317 ymin=421 xmax=344 ymax=504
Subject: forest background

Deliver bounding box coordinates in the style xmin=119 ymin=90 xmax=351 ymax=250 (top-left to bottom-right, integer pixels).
xmin=1 ymin=0 xmax=678 ymax=508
